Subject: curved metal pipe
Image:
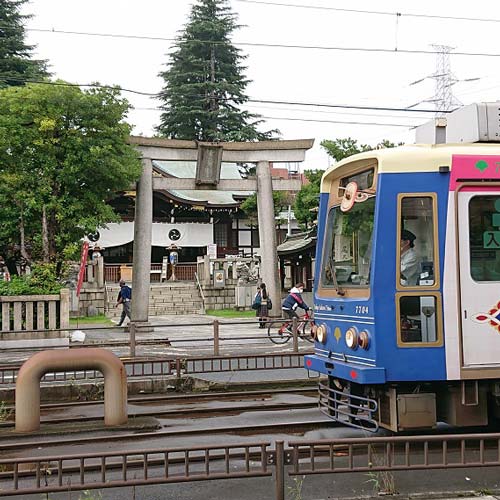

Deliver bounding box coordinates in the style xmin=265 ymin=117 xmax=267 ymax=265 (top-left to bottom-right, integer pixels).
xmin=15 ymin=348 xmax=128 ymax=432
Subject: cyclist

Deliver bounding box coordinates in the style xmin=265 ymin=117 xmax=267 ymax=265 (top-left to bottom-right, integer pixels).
xmin=282 ymin=282 xmax=310 ymax=319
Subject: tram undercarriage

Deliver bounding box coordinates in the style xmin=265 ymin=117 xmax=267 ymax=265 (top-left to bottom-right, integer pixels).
xmin=320 ymin=376 xmax=500 ymax=432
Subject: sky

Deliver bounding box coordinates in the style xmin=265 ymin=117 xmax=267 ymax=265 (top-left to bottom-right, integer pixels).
xmin=21 ymin=0 xmax=500 ymax=170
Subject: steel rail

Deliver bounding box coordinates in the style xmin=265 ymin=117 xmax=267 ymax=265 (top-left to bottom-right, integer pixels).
xmin=0 ymin=419 xmax=334 ymax=452
xmin=2 ymin=387 xmax=318 ymax=411
xmin=0 ymin=400 xmax=318 ymax=428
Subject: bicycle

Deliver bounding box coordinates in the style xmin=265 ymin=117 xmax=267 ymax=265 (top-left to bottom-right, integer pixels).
xmin=267 ymin=311 xmax=315 ymax=344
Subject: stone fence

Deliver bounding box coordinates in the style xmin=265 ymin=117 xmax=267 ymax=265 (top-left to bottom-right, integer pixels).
xmin=0 ymin=289 xmax=70 ymax=333
xmin=196 ymin=256 xmax=260 ymax=285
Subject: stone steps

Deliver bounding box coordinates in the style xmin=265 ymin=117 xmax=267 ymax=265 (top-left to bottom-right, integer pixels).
xmin=105 ymin=282 xmax=204 ymax=317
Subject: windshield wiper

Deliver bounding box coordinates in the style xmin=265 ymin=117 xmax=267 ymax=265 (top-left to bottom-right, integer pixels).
xmin=328 ymin=256 xmax=345 ymax=296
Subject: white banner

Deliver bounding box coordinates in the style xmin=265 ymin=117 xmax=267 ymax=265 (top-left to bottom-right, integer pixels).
xmin=96 ymin=222 xmax=214 ymax=248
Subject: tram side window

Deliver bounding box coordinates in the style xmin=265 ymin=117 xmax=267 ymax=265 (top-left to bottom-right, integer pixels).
xmin=322 ymin=197 xmax=375 ymax=288
xmin=399 ymin=295 xmax=438 ymax=344
xmin=400 ymin=196 xmax=435 ymax=287
xmin=469 ymin=196 xmax=500 ymax=281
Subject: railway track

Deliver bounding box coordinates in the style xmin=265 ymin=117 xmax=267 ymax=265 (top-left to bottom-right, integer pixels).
xmin=1 ymin=387 xmax=319 ymax=427
xmin=0 ymin=387 xmax=335 ymax=457
xmin=2 ymin=386 xmax=317 ymax=410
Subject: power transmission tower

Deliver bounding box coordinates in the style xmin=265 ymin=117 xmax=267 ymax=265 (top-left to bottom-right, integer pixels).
xmin=431 ymin=44 xmax=461 ymax=117
xmin=408 ymin=44 xmax=477 ymax=115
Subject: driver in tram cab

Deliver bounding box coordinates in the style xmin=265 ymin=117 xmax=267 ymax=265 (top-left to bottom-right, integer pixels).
xmin=400 ymin=229 xmax=419 ymax=286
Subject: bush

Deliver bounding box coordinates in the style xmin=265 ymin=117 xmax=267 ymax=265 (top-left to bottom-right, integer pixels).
xmin=0 ymin=263 xmax=64 ymax=296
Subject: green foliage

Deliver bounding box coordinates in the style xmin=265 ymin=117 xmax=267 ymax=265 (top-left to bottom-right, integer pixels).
xmin=157 ymin=0 xmax=277 ymax=141
xmin=320 ymin=137 xmax=403 ymax=162
xmin=293 ymin=169 xmax=324 ymax=228
xmin=206 ymin=308 xmax=255 ymax=317
xmin=240 ymin=191 xmax=289 ymax=225
xmin=0 ymin=0 xmax=49 ymax=87
xmin=320 ymin=137 xmax=372 ymax=162
xmin=287 ymin=475 xmax=306 ymax=500
xmin=70 ymin=314 xmax=113 ymax=325
xmin=0 ymin=401 xmax=12 ymax=422
xmin=78 ymin=491 xmax=103 ymax=500
xmin=0 ymin=263 xmax=63 ymax=295
xmin=0 ymin=82 xmax=142 ymax=265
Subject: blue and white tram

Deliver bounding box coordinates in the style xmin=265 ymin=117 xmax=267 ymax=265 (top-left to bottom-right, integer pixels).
xmin=305 ymin=143 xmax=500 ymax=431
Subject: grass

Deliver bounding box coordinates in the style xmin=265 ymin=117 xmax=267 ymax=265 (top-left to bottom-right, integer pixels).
xmin=206 ymin=309 xmax=256 ymax=318
xmin=69 ymin=314 xmax=113 ymax=326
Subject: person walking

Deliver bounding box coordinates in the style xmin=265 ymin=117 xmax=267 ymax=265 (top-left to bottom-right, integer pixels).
xmin=254 ymin=282 xmax=272 ymax=329
xmin=116 ymin=279 xmax=132 ymax=326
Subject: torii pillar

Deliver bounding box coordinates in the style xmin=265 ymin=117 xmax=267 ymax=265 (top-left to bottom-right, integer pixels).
xmin=256 ymin=161 xmax=280 ymax=312
xmin=129 ymin=137 xmax=314 ymax=324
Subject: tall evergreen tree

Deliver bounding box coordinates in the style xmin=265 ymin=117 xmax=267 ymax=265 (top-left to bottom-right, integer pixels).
xmin=0 ymin=0 xmax=48 ymax=88
xmin=157 ymin=0 xmax=275 ymax=142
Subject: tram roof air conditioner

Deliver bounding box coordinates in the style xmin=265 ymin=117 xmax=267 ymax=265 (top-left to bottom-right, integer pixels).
xmin=415 ymin=102 xmax=500 ymax=144
xmin=446 ymin=102 xmax=500 ymax=143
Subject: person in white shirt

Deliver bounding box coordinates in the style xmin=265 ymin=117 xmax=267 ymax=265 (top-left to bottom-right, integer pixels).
xmin=400 ymin=229 xmax=419 ymax=286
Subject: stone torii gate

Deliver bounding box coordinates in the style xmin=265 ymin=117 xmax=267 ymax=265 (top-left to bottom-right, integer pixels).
xmin=128 ymin=136 xmax=314 ymax=327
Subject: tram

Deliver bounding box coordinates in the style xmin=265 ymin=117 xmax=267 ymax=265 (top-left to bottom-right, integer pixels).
xmin=305 ymin=129 xmax=500 ymax=431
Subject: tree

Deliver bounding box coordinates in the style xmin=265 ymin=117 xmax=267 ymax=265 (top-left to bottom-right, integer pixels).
xmin=321 ymin=137 xmax=403 ymax=162
xmin=240 ymin=191 xmax=289 ymax=226
xmin=157 ymin=0 xmax=276 ymax=142
xmin=0 ymin=82 xmax=142 ymax=269
xmin=0 ymin=0 xmax=49 ymax=87
xmin=293 ymin=169 xmax=324 ymax=229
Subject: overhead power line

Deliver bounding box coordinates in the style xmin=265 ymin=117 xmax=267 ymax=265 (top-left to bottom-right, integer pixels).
xmin=133 ymin=106 xmax=423 ymax=125
xmin=0 ymin=77 xmax=449 ymax=114
xmin=250 ymin=99 xmax=446 ymax=113
xmin=259 ymin=116 xmax=419 ymax=127
xmin=0 ymin=77 xmax=155 ymax=96
xmin=234 ymin=0 xmax=500 ymax=24
xmin=12 ymin=26 xmax=500 ymax=58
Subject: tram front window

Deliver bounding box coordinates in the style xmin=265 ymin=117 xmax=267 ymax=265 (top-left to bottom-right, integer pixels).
xmin=322 ymin=197 xmax=375 ymax=289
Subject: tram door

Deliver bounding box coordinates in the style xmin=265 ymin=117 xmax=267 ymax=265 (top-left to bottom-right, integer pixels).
xmin=458 ymin=190 xmax=500 ymax=366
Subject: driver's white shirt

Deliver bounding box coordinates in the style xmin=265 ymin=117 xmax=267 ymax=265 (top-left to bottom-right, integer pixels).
xmin=401 ymin=247 xmax=419 ymax=286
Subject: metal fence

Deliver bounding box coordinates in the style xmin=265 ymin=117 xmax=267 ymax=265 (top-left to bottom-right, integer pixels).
xmin=2 ymin=433 xmax=500 ymax=498
xmin=0 ymin=352 xmax=312 ymax=385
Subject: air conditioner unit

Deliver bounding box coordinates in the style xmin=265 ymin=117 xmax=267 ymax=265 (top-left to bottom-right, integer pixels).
xmin=446 ymin=102 xmax=500 ymax=143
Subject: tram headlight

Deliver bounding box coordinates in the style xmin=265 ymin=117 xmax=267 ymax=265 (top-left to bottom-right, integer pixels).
xmin=316 ymin=324 xmax=327 ymax=344
xmin=345 ymin=327 xmax=358 ymax=350
xmin=311 ymin=324 xmax=318 ymax=340
xmin=359 ymin=330 xmax=371 ymax=350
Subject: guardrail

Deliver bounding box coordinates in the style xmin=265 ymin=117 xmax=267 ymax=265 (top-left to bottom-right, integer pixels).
xmin=0 ymin=352 xmax=313 ymax=385
xmin=2 ymin=433 xmax=500 ymax=498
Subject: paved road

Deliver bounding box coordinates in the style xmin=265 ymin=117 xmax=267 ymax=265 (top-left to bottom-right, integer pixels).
xmin=0 ymin=312 xmax=314 ymax=365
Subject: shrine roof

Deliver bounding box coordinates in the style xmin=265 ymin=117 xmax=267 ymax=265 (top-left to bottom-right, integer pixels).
xmin=153 ymin=160 xmax=252 ymax=207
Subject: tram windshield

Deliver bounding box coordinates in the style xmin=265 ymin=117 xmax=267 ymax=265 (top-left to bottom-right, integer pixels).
xmin=322 ymin=197 xmax=375 ymax=289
